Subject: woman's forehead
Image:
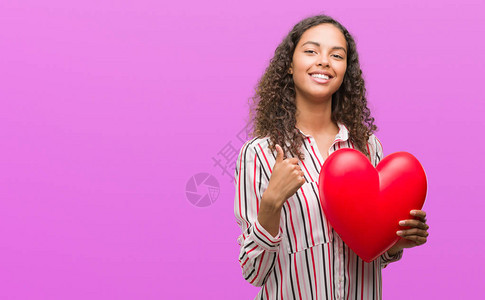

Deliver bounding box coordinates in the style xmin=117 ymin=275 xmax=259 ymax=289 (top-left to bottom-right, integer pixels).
xmin=298 ymin=24 xmax=347 ymax=49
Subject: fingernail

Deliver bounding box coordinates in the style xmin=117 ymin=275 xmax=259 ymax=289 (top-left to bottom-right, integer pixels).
xmin=399 ymin=221 xmax=405 ymax=226
xmin=396 ymin=231 xmax=403 ymax=235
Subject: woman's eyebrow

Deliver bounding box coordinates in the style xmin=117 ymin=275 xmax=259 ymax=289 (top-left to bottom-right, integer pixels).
xmin=301 ymin=41 xmax=347 ymax=54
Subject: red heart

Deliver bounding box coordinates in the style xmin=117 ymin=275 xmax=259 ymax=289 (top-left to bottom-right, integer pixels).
xmin=318 ymin=148 xmax=427 ymax=262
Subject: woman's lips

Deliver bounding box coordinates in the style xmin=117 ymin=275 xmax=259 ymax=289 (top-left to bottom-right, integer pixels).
xmin=309 ymin=74 xmax=332 ymax=84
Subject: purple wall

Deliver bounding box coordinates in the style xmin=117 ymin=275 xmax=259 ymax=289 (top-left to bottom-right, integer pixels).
xmin=1 ymin=0 xmax=484 ymax=299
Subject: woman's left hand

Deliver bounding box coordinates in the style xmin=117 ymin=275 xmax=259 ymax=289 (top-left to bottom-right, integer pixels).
xmin=387 ymin=210 xmax=429 ymax=255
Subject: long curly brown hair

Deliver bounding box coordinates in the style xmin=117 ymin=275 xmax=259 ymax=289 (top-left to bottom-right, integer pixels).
xmin=249 ymin=14 xmax=377 ymax=160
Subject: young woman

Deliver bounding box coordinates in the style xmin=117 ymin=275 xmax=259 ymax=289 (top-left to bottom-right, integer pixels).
xmin=234 ymin=14 xmax=429 ymax=299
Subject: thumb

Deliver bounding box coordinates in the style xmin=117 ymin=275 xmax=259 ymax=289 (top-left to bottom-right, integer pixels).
xmin=275 ymin=144 xmax=284 ymax=163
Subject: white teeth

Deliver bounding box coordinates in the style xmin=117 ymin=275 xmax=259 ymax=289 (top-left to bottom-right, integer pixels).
xmin=311 ymin=74 xmax=330 ymax=80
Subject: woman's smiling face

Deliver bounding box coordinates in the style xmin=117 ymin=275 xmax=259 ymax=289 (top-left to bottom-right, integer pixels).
xmin=290 ymin=23 xmax=348 ymax=103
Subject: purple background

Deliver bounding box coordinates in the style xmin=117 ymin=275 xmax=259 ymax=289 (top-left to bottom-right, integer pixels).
xmin=1 ymin=0 xmax=484 ymax=299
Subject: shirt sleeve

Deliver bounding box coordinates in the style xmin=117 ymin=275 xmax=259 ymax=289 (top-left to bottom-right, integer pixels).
xmin=380 ymin=248 xmax=404 ymax=268
xmin=370 ymin=134 xmax=384 ymax=168
xmin=234 ymin=141 xmax=281 ymax=287
xmin=371 ymin=134 xmax=405 ymax=268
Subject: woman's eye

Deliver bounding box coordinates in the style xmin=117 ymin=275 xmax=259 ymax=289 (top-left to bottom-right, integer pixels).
xmin=304 ymin=50 xmax=316 ymax=54
xmin=332 ymin=54 xmax=344 ymax=59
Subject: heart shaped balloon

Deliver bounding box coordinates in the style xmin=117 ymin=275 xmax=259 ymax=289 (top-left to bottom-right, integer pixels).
xmin=318 ymin=148 xmax=427 ymax=262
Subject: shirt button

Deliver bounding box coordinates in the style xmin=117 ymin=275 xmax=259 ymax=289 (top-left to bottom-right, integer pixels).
xmin=339 ymin=247 xmax=343 ymax=254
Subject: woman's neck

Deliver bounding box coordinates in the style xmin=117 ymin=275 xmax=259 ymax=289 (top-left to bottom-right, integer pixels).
xmin=295 ymin=96 xmax=338 ymax=136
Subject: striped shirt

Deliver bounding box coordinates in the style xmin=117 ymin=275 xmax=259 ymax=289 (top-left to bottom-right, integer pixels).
xmin=234 ymin=123 xmax=403 ymax=300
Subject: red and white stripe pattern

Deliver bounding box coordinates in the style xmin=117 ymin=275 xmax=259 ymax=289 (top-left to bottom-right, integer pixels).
xmin=234 ymin=123 xmax=403 ymax=300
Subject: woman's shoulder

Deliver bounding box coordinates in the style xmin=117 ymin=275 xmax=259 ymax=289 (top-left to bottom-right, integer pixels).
xmin=367 ymin=133 xmax=383 ymax=152
xmin=238 ymin=136 xmax=272 ymax=154
xmin=366 ymin=133 xmax=384 ymax=165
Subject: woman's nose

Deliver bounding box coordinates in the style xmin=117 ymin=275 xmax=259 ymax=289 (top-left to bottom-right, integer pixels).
xmin=317 ymin=55 xmax=330 ymax=67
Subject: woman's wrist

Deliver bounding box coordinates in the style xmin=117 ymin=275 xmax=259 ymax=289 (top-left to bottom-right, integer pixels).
xmin=386 ymin=244 xmax=403 ymax=257
xmin=257 ymin=191 xmax=283 ymax=237
xmin=260 ymin=190 xmax=284 ymax=211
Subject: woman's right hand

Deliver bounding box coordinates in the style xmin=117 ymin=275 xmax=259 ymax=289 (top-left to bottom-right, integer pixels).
xmin=262 ymin=144 xmax=306 ymax=210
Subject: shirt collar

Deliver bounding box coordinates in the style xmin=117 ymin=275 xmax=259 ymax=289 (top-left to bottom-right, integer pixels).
xmin=297 ymin=122 xmax=349 ymax=142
